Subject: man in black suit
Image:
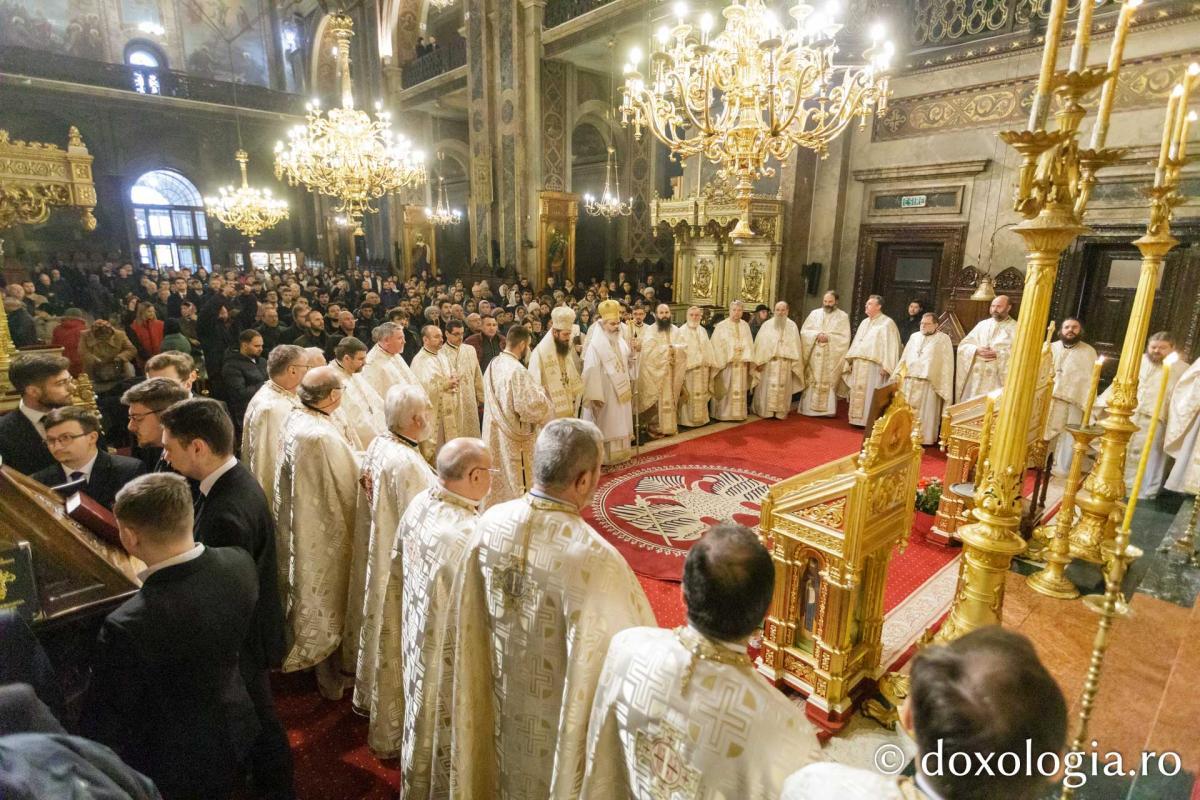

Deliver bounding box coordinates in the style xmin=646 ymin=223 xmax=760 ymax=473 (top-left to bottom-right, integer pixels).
xmin=0 ymin=354 xmax=75 ymax=475
xmin=158 ymin=399 xmax=294 ymax=800
xmin=221 ymin=329 xmax=268 ymax=432
xmin=31 ymin=407 xmax=145 ymax=510
xmin=121 ymin=377 xmax=192 ymax=472
xmin=80 ymin=473 xmax=260 ymax=800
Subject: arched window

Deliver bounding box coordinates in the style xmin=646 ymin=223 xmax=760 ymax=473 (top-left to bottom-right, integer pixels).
xmin=130 ymin=170 xmax=211 ymax=270
xmin=125 ymin=43 xmax=165 ymax=94
xmin=127 ymin=48 xmax=160 ymax=68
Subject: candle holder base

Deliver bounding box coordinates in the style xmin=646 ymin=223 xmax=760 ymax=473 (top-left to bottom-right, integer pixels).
xmin=1026 ymin=567 xmax=1080 ymax=600
xmin=1082 ymin=592 xmax=1133 ymax=618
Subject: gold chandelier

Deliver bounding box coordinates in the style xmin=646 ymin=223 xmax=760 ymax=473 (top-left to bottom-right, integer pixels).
xmin=205 ymin=149 xmax=288 ymax=246
xmin=622 ymin=0 xmax=893 ymax=238
xmin=275 ymin=13 xmax=425 ymax=236
xmin=426 ymin=173 xmax=462 ymax=227
xmin=585 ymin=144 xmax=633 ymax=219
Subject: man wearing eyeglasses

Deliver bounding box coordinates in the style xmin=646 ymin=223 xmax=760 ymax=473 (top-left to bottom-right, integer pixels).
xmin=121 ymin=377 xmax=191 ymax=472
xmin=1 ymin=354 xmax=75 ymax=475
xmin=32 ymin=406 xmax=145 ymax=511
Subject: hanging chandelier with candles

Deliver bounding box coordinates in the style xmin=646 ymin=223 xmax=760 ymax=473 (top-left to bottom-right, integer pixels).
xmin=621 ymin=0 xmax=893 ymax=238
xmin=585 ymin=143 xmax=634 ymax=219
xmin=275 ymin=13 xmax=425 ymax=235
xmin=426 ymin=172 xmax=462 ymax=227
xmin=206 ymin=149 xmax=289 ymax=246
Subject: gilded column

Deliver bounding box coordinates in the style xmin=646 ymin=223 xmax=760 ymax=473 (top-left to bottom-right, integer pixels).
xmin=465 ymin=2 xmax=494 ymax=262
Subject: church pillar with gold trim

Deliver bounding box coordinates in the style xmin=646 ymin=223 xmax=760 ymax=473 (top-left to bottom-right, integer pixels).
xmin=464 ymin=3 xmax=495 ymax=263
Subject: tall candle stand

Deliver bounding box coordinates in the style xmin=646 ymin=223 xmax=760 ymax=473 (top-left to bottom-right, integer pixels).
xmin=935 ymin=0 xmax=1133 ymax=641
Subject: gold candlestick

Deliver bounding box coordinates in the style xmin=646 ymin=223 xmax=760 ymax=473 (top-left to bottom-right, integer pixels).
xmin=1029 ymin=0 xmax=1070 ymax=131
xmin=1028 ymin=423 xmax=1103 ymax=599
xmin=1089 ymin=0 xmax=1141 ymax=151
xmin=1080 ymin=355 xmax=1105 ymax=427
xmin=1061 ymin=359 xmax=1178 ymax=800
xmin=1068 ymin=0 xmax=1095 ymax=73
xmin=1156 ymin=85 xmax=1183 ymax=184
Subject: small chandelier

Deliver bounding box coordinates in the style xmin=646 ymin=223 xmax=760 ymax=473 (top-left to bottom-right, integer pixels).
xmin=426 ymin=173 xmax=462 ymax=227
xmin=205 ymin=149 xmax=288 ymax=247
xmin=275 ymin=13 xmax=426 ymax=235
xmin=584 ymin=145 xmax=633 ymax=219
xmin=622 ymin=0 xmax=893 ymax=238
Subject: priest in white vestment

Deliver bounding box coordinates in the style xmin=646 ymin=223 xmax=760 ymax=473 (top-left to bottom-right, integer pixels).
xmin=843 ymin=295 xmax=902 ymax=426
xmin=1046 ymin=318 xmax=1099 ymax=476
xmin=273 ymin=366 xmax=361 ymax=699
xmin=582 ymin=300 xmax=636 ymax=464
xmin=638 ymin=304 xmax=687 ymax=437
xmin=799 ymin=291 xmax=852 ymax=417
xmin=382 ymin=439 xmax=491 ymax=797
xmin=1165 ymin=358 xmax=1200 ymax=495
xmin=677 ymin=306 xmax=717 ymax=427
xmin=956 ymin=295 xmax=1018 ymax=402
xmin=361 ymin=321 xmax=419 ymax=400
xmin=482 ymin=325 xmax=552 ymax=507
xmin=751 ymin=301 xmax=806 ymax=420
xmin=709 ymin=301 xmax=756 ymax=421
xmin=349 ymin=385 xmax=437 ymax=728
xmin=443 ymin=320 xmax=484 ymax=438
xmin=897 ymin=313 xmax=955 ymax=446
xmin=528 ymin=307 xmax=584 ymax=420
xmin=411 ymin=325 xmax=460 ymax=452
xmin=1095 ymin=333 xmax=1187 ymax=499
xmin=783 ymin=626 xmax=1067 ymax=800
xmin=302 ymin=346 xmax=363 ymax=451
xmin=581 ymin=523 xmax=820 ymax=799
xmin=448 ymin=419 xmax=655 ymax=800
xmin=242 ymin=344 xmax=305 ymax=500
xmin=331 ymin=336 xmax=387 ymax=448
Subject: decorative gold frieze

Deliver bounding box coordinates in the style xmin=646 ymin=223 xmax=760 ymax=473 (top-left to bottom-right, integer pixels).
xmin=876 ymin=51 xmax=1199 ymax=141
xmin=0 ymin=127 xmax=96 ymax=232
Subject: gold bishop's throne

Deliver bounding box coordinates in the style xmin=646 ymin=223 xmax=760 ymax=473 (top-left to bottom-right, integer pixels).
xmin=757 ymin=387 xmax=922 ymax=733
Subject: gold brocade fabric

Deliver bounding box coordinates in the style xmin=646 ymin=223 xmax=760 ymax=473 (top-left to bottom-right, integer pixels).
xmin=799 ymin=307 xmax=851 ymax=415
xmin=449 ymin=494 xmax=655 ymax=800
xmin=445 ymin=343 xmax=485 ymax=438
xmin=481 ymin=352 xmax=552 ymax=508
xmin=751 ymin=318 xmax=807 ymax=419
xmin=362 ymin=344 xmax=419 ymax=400
xmin=1046 ymin=340 xmax=1099 ymax=441
xmin=242 ymin=381 xmax=300 ymax=502
xmin=528 ymin=334 xmax=583 ymax=420
xmin=413 ymin=348 xmax=462 ymax=448
xmin=580 ymin=626 xmax=822 ymax=800
xmin=710 ymin=318 xmax=756 ymax=421
xmin=955 ymin=316 xmax=1016 ymax=402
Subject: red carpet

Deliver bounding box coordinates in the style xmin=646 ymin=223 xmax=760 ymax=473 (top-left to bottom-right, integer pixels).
xmin=276 ymin=408 xmax=960 ymax=798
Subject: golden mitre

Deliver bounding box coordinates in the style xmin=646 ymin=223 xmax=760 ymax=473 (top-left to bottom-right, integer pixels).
xmin=598 ymin=299 xmax=621 ymax=322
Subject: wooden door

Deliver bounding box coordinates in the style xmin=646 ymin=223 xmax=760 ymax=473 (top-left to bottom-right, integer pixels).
xmin=1074 ymin=244 xmax=1179 ymax=361
xmin=874 ymin=242 xmax=943 ymax=319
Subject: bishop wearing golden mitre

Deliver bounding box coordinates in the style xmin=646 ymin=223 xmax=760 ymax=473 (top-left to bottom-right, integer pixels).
xmin=581 ymin=299 xmax=636 ymax=464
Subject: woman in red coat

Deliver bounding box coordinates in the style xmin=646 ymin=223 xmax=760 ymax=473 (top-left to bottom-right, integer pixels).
xmin=129 ymin=301 xmax=165 ymax=366
xmin=50 ymin=308 xmax=89 ymax=374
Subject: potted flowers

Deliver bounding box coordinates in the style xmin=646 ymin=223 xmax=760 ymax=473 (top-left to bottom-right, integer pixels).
xmin=913 ymin=476 xmax=943 ymax=536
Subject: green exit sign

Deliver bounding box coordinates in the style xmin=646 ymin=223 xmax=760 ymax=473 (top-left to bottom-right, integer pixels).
xmin=900 ymin=194 xmax=927 ymax=208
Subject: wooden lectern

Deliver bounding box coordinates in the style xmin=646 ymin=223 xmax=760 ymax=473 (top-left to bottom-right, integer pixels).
xmin=757 ymin=388 xmax=923 ymax=733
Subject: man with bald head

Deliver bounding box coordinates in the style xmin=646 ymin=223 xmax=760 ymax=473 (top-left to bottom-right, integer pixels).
xmin=274 ymin=364 xmax=362 ymax=700
xmin=956 ymin=294 xmax=1017 ymax=402
xmin=638 ymin=303 xmax=687 ymax=437
xmin=710 ymin=300 xmax=755 ymax=421
xmin=376 ymin=438 xmax=492 ymax=793
xmin=677 ymin=306 xmax=718 ymax=427
xmin=751 ymin=301 xmax=806 ymax=420
xmin=350 ymin=385 xmax=437 ymax=746
xmin=412 ymin=324 xmax=460 ymax=453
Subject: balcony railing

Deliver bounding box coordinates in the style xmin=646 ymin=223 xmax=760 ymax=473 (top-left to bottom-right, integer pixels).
xmin=400 ymin=37 xmax=467 ymax=89
xmin=0 ymin=46 xmax=304 ymax=115
xmin=544 ymin=0 xmax=617 ymax=28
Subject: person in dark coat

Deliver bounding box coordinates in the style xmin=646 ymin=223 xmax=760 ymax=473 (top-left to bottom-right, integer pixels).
xmin=220 ymin=330 xmax=268 ymax=431
xmin=5 ymin=297 xmax=38 ymax=347
xmin=0 ymin=354 xmax=74 ymax=475
xmin=121 ymin=377 xmax=192 ymax=473
xmin=31 ymin=406 xmax=145 ymax=511
xmin=158 ymin=399 xmax=294 ymax=800
xmin=80 ymin=473 xmax=260 ymax=800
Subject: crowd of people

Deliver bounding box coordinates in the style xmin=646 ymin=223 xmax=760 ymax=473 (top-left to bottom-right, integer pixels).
xmin=2 ymin=255 xmax=1197 ymax=800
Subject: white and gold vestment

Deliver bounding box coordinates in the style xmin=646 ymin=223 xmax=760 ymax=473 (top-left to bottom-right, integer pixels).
xmin=362 ymin=343 xmax=418 ymax=400
xmin=1046 ymin=339 xmax=1099 ymax=475
xmin=783 ymin=763 xmax=929 ymax=800
xmin=242 ymin=380 xmax=299 ymax=501
xmin=332 ymin=361 xmax=387 ymax=448
xmin=482 ymin=352 xmax=551 ymax=507
xmin=799 ymin=306 xmax=851 ymax=417
xmin=412 ymin=347 xmax=461 ymax=451
xmin=527 ymin=334 xmax=583 ymax=420
xmin=843 ymin=314 xmax=901 ymax=426
xmin=709 ymin=317 xmax=755 ymax=421
xmin=955 ymin=316 xmax=1017 ymax=402
xmin=444 ymin=342 xmax=484 ymax=438
xmin=348 ymin=432 xmax=436 ymax=721
xmin=581 ymin=625 xmax=821 ymax=800
xmin=1166 ymin=359 xmax=1200 ymax=494
xmin=449 ymin=494 xmax=654 ymax=800
xmin=274 ymin=406 xmax=360 ymax=673
xmin=1096 ymin=354 xmax=1189 ymax=499
xmin=898 ymin=330 xmax=955 ymax=445
xmin=638 ymin=323 xmax=687 ymax=436
xmin=751 ymin=317 xmax=806 ymax=420
xmin=677 ymin=322 xmax=717 ymax=427
xmin=581 ymin=328 xmax=635 ymax=465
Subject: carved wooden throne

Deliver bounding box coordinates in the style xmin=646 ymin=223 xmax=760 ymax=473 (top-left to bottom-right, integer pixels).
xmin=756 ymin=388 xmax=922 ymax=733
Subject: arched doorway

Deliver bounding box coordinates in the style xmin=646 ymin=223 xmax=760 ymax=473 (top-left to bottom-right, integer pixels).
xmin=571 ymin=121 xmax=617 ymax=285
xmin=129 ymin=170 xmax=212 ymax=270
xmin=432 ymin=153 xmax=470 ymax=277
